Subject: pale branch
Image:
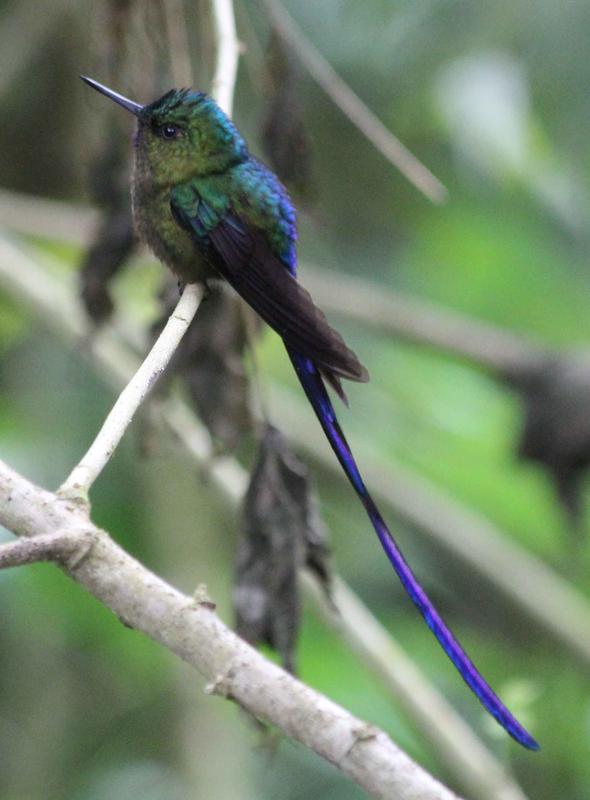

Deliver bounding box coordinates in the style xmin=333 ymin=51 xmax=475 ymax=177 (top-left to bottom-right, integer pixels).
xmin=0 ymin=460 xmax=461 ymax=800
xmin=210 ymin=0 xmax=240 ymax=116
xmin=259 ymin=0 xmax=448 ymax=204
xmin=273 ymin=384 xmax=590 ymax=669
xmin=0 ymin=189 xmax=97 ymax=243
xmin=302 ymin=267 xmax=549 ymax=379
xmin=0 ymin=528 xmax=96 ymax=569
xmin=59 ymin=283 xmax=204 ymax=499
xmin=0 ymin=233 xmax=530 ymax=800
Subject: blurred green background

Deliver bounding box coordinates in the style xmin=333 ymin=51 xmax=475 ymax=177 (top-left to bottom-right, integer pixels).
xmin=1 ymin=1 xmax=590 ymax=798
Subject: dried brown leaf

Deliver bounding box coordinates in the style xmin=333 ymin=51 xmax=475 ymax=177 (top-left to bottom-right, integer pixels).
xmin=234 ymin=424 xmax=331 ymax=673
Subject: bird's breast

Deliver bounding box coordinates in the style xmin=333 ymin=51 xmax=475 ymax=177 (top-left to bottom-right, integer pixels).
xmin=131 ymin=173 xmax=214 ymax=285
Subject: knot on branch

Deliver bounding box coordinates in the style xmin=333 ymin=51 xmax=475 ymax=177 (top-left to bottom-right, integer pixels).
xmin=193 ymin=583 xmax=217 ymax=611
xmin=345 ymin=723 xmax=380 ymax=757
xmin=234 ymin=424 xmax=331 ymax=674
xmin=205 ymin=662 xmax=241 ymax=700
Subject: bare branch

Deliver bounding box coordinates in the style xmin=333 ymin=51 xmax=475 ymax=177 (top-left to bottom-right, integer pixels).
xmin=0 ymin=459 xmax=461 ymax=800
xmin=210 ymin=0 xmax=240 ymax=115
xmin=0 ymin=233 xmax=530 ymax=800
xmin=59 ymin=284 xmax=204 ymax=499
xmin=0 ymin=528 xmax=96 ymax=569
xmin=260 ymin=0 xmax=448 ymax=204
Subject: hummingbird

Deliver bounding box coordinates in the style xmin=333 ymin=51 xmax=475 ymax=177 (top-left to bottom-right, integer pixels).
xmin=81 ymin=76 xmax=539 ymax=750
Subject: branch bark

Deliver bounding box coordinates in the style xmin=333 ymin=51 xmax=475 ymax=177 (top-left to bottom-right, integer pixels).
xmin=0 ymin=459 xmax=460 ymax=800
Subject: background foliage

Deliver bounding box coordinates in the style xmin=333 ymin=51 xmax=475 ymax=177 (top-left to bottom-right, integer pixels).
xmin=0 ymin=1 xmax=589 ymax=798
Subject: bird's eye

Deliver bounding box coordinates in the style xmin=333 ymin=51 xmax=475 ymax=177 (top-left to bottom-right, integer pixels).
xmin=159 ymin=124 xmax=182 ymax=140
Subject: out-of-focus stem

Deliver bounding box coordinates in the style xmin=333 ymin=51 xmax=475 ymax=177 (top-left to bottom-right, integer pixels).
xmin=260 ymin=0 xmax=448 ymax=203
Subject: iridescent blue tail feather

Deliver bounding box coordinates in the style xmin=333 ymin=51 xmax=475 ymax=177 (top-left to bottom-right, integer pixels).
xmin=288 ymin=348 xmax=539 ymax=750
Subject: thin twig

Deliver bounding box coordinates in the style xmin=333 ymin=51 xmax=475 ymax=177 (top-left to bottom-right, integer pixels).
xmin=0 ymin=459 xmax=461 ymax=800
xmin=0 ymin=528 xmax=95 ymax=569
xmin=0 ymin=232 xmax=530 ymax=800
xmin=59 ymin=284 xmax=204 ymax=499
xmin=210 ymin=0 xmax=239 ymax=115
xmin=259 ymin=0 xmax=448 ymax=204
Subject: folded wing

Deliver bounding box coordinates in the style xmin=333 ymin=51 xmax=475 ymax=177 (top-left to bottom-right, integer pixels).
xmin=171 ymin=198 xmax=368 ymax=384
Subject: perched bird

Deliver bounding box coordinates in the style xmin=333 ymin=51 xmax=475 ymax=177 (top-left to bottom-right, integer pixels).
xmin=81 ymin=76 xmax=539 ymax=750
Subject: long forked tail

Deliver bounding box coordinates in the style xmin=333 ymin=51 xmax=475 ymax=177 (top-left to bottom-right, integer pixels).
xmin=288 ymin=348 xmax=539 ymax=750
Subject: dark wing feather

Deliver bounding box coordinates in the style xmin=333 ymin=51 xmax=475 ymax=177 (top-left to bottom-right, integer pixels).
xmin=211 ymin=215 xmax=368 ymax=383
xmin=175 ymin=200 xmax=368 ymax=384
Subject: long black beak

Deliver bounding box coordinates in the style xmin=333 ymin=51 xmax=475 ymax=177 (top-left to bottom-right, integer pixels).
xmin=80 ymin=76 xmax=144 ymax=116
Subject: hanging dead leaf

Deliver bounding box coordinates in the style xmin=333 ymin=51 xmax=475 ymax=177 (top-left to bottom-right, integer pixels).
xmin=234 ymin=424 xmax=331 ymax=673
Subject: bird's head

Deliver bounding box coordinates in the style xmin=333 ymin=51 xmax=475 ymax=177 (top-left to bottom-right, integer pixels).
xmin=81 ymin=77 xmax=248 ymax=186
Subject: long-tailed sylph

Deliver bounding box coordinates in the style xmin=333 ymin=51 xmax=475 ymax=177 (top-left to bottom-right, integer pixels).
xmin=81 ymin=76 xmax=539 ymax=750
